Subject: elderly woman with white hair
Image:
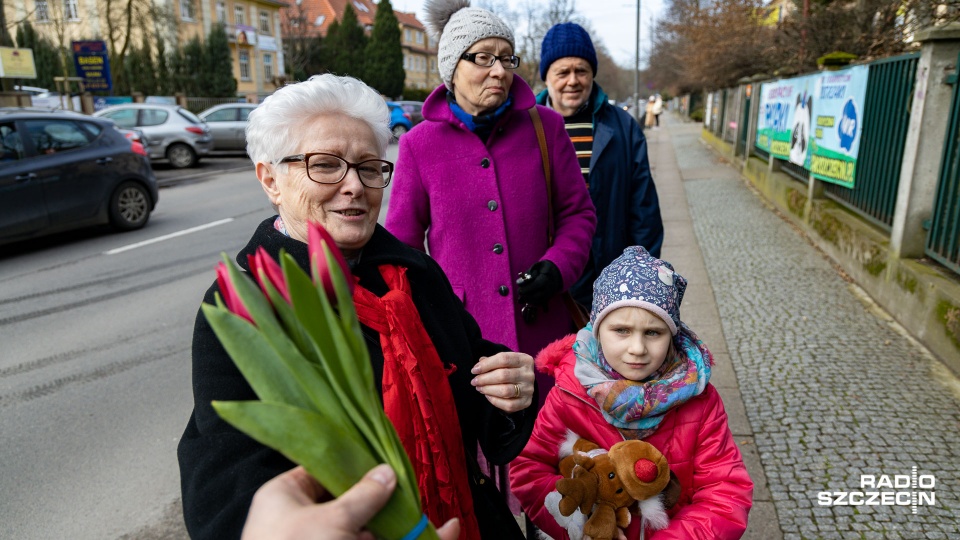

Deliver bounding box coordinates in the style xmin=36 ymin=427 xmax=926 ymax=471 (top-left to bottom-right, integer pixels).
xmin=177 ymin=74 xmax=535 ymax=540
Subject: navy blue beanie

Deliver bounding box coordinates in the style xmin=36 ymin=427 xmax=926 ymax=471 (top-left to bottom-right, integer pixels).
xmin=539 ymin=22 xmax=598 ymax=81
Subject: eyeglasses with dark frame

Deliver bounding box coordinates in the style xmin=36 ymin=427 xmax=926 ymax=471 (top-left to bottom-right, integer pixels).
xmin=460 ymin=52 xmax=521 ymax=70
xmin=275 ymin=152 xmax=394 ymax=188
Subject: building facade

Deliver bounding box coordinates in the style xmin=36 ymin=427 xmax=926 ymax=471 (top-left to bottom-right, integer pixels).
xmin=280 ymin=0 xmax=440 ymax=91
xmin=6 ymin=0 xmax=286 ymax=96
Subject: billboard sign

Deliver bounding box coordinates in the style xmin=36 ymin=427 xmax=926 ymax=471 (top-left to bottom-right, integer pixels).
xmin=0 ymin=47 xmax=37 ymax=78
xmin=72 ymin=40 xmax=112 ymax=91
xmin=755 ymin=66 xmax=869 ymax=187
xmin=808 ymin=65 xmax=870 ymax=188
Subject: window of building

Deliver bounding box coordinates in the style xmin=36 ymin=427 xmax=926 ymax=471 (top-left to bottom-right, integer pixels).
xmin=415 ymin=31 xmax=423 ymax=45
xmin=430 ymin=58 xmax=436 ymax=73
xmin=352 ymin=0 xmax=368 ymax=13
xmin=180 ymin=0 xmax=195 ymax=21
xmin=35 ymin=0 xmax=50 ymax=21
xmin=239 ymin=50 xmax=250 ymax=80
xmin=314 ymin=15 xmax=325 ymax=26
xmin=259 ymin=10 xmax=270 ymax=33
xmin=403 ymin=55 xmax=408 ymax=70
xmin=234 ymin=4 xmax=246 ymax=26
xmin=404 ymin=28 xmax=410 ymax=43
xmin=263 ymin=53 xmax=273 ymax=80
xmin=216 ymin=1 xmax=225 ymax=21
xmin=63 ymin=0 xmax=79 ymax=20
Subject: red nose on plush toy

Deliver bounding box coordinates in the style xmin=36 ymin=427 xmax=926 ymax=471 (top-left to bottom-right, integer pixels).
xmin=634 ymin=459 xmax=658 ymax=482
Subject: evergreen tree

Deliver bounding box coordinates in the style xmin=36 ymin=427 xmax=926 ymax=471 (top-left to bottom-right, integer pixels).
xmin=363 ymin=0 xmax=404 ymax=97
xmin=304 ymin=34 xmax=326 ymax=78
xmin=168 ymin=44 xmax=188 ymax=94
xmin=182 ymin=36 xmax=205 ymax=95
xmin=156 ymin=38 xmax=171 ymax=95
xmin=325 ymin=4 xmax=368 ymax=79
xmin=15 ymin=22 xmax=62 ymax=90
xmin=205 ymin=23 xmax=238 ymax=97
xmin=137 ymin=31 xmax=157 ymax=96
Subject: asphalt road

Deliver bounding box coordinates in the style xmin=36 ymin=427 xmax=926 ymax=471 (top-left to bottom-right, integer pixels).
xmin=0 ymin=143 xmax=398 ymax=539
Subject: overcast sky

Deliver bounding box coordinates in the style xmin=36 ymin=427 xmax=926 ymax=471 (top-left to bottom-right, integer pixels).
xmin=390 ymin=0 xmax=665 ymax=68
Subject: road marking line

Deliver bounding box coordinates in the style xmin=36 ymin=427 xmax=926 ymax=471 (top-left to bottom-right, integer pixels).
xmin=104 ymin=218 xmax=235 ymax=255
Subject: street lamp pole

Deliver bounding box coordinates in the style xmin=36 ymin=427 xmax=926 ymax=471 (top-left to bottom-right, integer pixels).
xmin=634 ymin=0 xmax=641 ymax=124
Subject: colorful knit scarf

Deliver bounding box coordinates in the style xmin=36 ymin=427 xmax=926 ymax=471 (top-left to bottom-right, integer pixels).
xmin=573 ymin=321 xmax=713 ymax=440
xmin=353 ymin=265 xmax=481 ymax=540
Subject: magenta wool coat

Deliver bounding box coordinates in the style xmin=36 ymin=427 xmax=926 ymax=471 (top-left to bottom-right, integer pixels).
xmin=385 ymin=77 xmax=596 ymax=364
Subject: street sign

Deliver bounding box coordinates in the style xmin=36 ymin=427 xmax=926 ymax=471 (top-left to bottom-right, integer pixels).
xmin=72 ymin=40 xmax=112 ymax=91
xmin=0 ymin=47 xmax=38 ymax=78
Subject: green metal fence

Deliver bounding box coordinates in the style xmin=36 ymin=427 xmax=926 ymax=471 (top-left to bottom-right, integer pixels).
xmin=824 ymin=53 xmax=919 ymax=229
xmin=927 ymin=51 xmax=960 ymax=274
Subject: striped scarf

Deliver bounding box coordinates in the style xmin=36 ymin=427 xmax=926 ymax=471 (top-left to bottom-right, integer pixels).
xmin=573 ymin=321 xmax=713 ymax=439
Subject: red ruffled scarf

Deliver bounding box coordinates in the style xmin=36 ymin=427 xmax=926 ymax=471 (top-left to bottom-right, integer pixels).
xmin=353 ymin=264 xmax=481 ymax=540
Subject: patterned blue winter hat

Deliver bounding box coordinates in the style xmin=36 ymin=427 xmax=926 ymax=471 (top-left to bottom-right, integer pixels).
xmin=591 ymin=246 xmax=687 ymax=336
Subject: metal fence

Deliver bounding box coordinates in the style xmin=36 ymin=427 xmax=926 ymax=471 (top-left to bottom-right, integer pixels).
xmin=824 ymin=53 xmax=920 ymax=230
xmin=184 ymin=96 xmax=246 ymax=114
xmin=927 ymin=51 xmax=960 ymax=274
xmin=721 ymin=88 xmax=740 ymax=144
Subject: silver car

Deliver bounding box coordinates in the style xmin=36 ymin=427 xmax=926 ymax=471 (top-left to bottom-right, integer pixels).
xmin=199 ymin=103 xmax=258 ymax=151
xmin=93 ymin=104 xmax=213 ymax=168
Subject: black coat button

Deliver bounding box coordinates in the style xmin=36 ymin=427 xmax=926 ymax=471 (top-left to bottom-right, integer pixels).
xmin=498 ymin=285 xmax=509 ymax=296
xmin=493 ymin=243 xmax=503 ymax=254
xmin=488 ymin=200 xmax=498 ymax=211
xmin=481 ymin=158 xmax=490 ymax=168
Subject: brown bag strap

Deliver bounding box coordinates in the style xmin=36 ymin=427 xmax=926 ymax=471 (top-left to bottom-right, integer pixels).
xmin=528 ymin=107 xmax=554 ymax=245
xmin=528 ymin=106 xmax=589 ymax=329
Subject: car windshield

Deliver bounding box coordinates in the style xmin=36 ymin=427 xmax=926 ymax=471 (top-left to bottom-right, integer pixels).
xmin=178 ymin=109 xmax=204 ymax=124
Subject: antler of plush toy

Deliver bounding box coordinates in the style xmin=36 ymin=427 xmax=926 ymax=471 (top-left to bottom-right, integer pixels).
xmin=548 ymin=436 xmax=680 ymax=540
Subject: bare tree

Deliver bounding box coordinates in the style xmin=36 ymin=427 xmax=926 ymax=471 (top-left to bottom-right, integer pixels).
xmin=99 ymin=0 xmax=167 ymax=92
xmin=281 ymin=0 xmax=323 ymax=80
xmin=649 ymin=0 xmax=960 ymax=95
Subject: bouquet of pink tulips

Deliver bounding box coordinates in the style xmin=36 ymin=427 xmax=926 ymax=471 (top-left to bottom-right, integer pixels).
xmin=203 ymin=222 xmax=439 ymax=540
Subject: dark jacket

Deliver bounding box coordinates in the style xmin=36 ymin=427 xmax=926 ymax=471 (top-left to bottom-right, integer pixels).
xmin=177 ymin=217 xmax=536 ymax=540
xmin=537 ymin=84 xmax=664 ymax=308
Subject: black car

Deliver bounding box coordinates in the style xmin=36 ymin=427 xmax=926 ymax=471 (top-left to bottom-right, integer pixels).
xmin=0 ymin=109 xmax=159 ymax=245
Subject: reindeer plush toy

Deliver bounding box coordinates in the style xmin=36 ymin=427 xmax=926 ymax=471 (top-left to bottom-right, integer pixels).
xmin=544 ymin=435 xmax=681 ymax=540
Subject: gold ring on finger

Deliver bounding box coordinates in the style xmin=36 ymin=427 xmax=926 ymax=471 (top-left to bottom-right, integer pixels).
xmin=513 ymin=383 xmax=521 ymax=399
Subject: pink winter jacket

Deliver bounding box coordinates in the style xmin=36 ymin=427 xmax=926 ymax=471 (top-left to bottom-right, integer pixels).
xmin=384 ymin=77 xmax=596 ymax=360
xmin=510 ymin=336 xmax=753 ymax=539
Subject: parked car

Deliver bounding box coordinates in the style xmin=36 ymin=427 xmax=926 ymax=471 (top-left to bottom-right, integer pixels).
xmin=93 ymin=104 xmax=213 ymax=168
xmin=386 ymin=102 xmax=413 ymax=141
xmin=198 ymin=103 xmax=258 ymax=151
xmin=394 ymin=100 xmax=424 ymax=126
xmin=0 ymin=109 xmax=158 ymax=245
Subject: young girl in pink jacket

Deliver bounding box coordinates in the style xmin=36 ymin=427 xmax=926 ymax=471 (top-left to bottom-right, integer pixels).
xmin=510 ymin=246 xmax=752 ymax=539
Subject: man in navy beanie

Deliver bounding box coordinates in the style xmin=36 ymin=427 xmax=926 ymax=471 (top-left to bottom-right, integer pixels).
xmin=537 ymin=22 xmax=664 ymax=311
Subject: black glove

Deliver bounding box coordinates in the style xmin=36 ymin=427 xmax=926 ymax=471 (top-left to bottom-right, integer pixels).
xmin=516 ymin=260 xmax=562 ymax=306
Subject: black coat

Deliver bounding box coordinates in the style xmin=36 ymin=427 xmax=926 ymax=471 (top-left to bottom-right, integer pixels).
xmin=177 ymin=217 xmax=535 ymax=540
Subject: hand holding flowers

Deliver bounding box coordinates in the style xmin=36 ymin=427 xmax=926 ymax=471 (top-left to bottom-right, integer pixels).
xmin=205 ymin=221 xmax=441 ymax=540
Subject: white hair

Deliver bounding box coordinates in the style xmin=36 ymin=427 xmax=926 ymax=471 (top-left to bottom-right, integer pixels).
xmin=246 ymin=74 xmax=392 ymax=168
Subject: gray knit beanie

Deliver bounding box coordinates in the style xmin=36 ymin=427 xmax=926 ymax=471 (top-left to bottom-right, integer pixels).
xmin=423 ymin=0 xmax=515 ymax=90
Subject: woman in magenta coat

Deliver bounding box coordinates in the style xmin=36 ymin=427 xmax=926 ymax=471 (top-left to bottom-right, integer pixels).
xmin=385 ymin=0 xmax=596 ymax=402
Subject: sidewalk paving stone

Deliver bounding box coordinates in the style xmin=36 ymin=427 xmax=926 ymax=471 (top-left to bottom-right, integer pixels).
xmin=643 ymin=114 xmax=960 ymax=539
